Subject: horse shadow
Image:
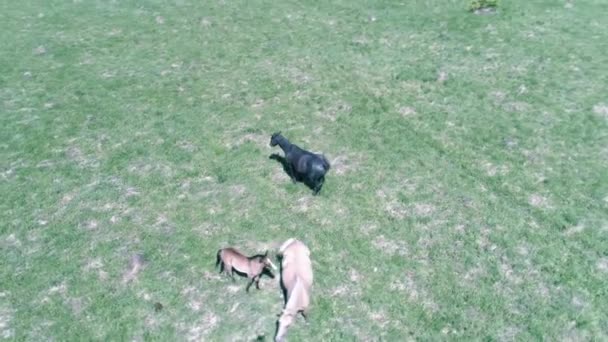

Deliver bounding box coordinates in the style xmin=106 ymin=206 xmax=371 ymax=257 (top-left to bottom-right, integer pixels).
xmin=268 ymin=153 xmax=316 ymax=192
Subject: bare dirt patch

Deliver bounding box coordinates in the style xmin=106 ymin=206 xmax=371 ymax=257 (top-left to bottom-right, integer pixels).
xmin=122 ymin=254 xmax=146 ymax=284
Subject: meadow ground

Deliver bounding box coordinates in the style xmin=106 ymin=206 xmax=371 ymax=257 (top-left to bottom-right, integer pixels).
xmin=1 ymin=0 xmax=607 ymax=340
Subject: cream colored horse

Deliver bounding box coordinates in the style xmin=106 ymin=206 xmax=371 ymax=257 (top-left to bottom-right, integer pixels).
xmin=274 ymin=238 xmax=313 ymax=342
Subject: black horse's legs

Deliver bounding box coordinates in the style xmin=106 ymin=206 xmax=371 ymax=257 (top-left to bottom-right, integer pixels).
xmin=313 ymin=176 xmax=324 ymax=195
xmin=287 ymin=164 xmax=297 ymax=183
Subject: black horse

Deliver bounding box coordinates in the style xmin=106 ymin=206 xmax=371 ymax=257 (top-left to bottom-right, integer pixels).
xmin=269 ymin=132 xmax=331 ymax=195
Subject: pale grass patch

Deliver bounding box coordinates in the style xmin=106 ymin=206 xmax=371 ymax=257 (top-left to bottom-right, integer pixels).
xmin=369 ymin=310 xmax=390 ymax=328
xmin=68 ymin=297 xmax=87 ymax=316
xmin=330 ymin=153 xmax=362 ymax=176
xmin=528 ymin=194 xmax=551 ymax=209
xmin=592 ymin=103 xmax=608 ymax=119
xmin=48 ymin=282 xmax=68 ymax=296
xmin=66 ymin=145 xmax=100 ymax=168
xmin=349 ymin=268 xmax=361 ymax=282
xmin=497 ymin=326 xmax=521 ymax=342
xmin=317 ymin=100 xmax=352 ymax=122
xmin=463 ymin=264 xmax=486 ymax=284
xmin=384 ymin=201 xmax=435 ymax=219
xmin=385 ymin=200 xmax=407 ymax=219
xmin=226 ymin=285 xmax=241 ymax=293
xmin=481 ymin=161 xmax=510 ymax=177
xmin=176 ymin=140 xmax=197 ymax=152
xmin=180 ymin=312 xmax=219 ymax=341
xmin=571 ymin=293 xmax=589 ymax=310
xmin=225 ymin=132 xmax=268 ymax=150
xmin=564 ymin=224 xmax=585 ymax=236
xmin=390 ymin=273 xmax=438 ymax=313
xmin=330 ymin=285 xmax=349 ymax=297
xmin=202 ymin=270 xmax=222 ymax=281
xmin=559 ymin=320 xmax=592 ymax=341
xmin=83 ymin=257 xmax=103 ymax=272
xmin=413 ymin=203 xmax=435 ymax=217
xmin=271 ymin=166 xmax=290 ymax=183
xmin=437 ymin=70 xmax=448 ymax=83
xmin=284 ymin=66 xmax=312 ymax=85
xmin=228 ymin=184 xmax=247 ymax=197
xmin=33 ymin=45 xmax=47 ymax=55
xmin=293 ymin=196 xmax=316 ymax=212
xmin=0 ymin=307 xmax=14 ymax=339
xmin=193 ymin=222 xmax=221 ymax=237
xmin=499 ymin=259 xmax=522 ymax=285
xmin=127 ymin=160 xmax=174 ymax=178
xmin=398 ymin=106 xmax=417 ymax=117
xmin=372 ymin=235 xmax=408 ymax=256
xmin=85 ymin=220 xmax=98 ymax=230
xmin=503 ymin=101 xmax=530 ymax=113
xmin=596 ymin=258 xmax=608 ymax=273
xmin=360 ymin=222 xmax=378 ymax=235
xmin=83 ymin=258 xmax=107 ymax=281
xmin=3 ymin=234 xmax=21 ymax=248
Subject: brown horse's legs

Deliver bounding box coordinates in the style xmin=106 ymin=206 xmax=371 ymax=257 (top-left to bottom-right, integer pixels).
xmin=225 ymin=265 xmax=235 ymax=281
xmin=246 ymin=277 xmax=255 ymax=293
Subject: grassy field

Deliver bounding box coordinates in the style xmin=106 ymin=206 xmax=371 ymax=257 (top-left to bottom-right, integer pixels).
xmin=1 ymin=0 xmax=607 ymax=340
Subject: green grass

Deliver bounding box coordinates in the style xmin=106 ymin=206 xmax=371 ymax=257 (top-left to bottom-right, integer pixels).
xmin=1 ymin=0 xmax=607 ymax=340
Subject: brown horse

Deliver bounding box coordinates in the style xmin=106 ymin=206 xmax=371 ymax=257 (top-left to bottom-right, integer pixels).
xmin=216 ymin=247 xmax=277 ymax=292
xmin=274 ymin=238 xmax=313 ymax=342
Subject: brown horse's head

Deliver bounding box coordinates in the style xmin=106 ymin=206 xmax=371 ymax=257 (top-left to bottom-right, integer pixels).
xmin=257 ymin=250 xmax=278 ymax=271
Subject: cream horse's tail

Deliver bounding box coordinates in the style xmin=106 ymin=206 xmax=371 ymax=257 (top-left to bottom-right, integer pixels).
xmin=275 ymin=276 xmax=305 ymax=342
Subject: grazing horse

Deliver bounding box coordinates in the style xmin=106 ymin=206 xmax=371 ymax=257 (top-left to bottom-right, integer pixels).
xmin=269 ymin=132 xmax=331 ymax=195
xmin=216 ymin=247 xmax=277 ymax=292
xmin=274 ymin=238 xmax=313 ymax=342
